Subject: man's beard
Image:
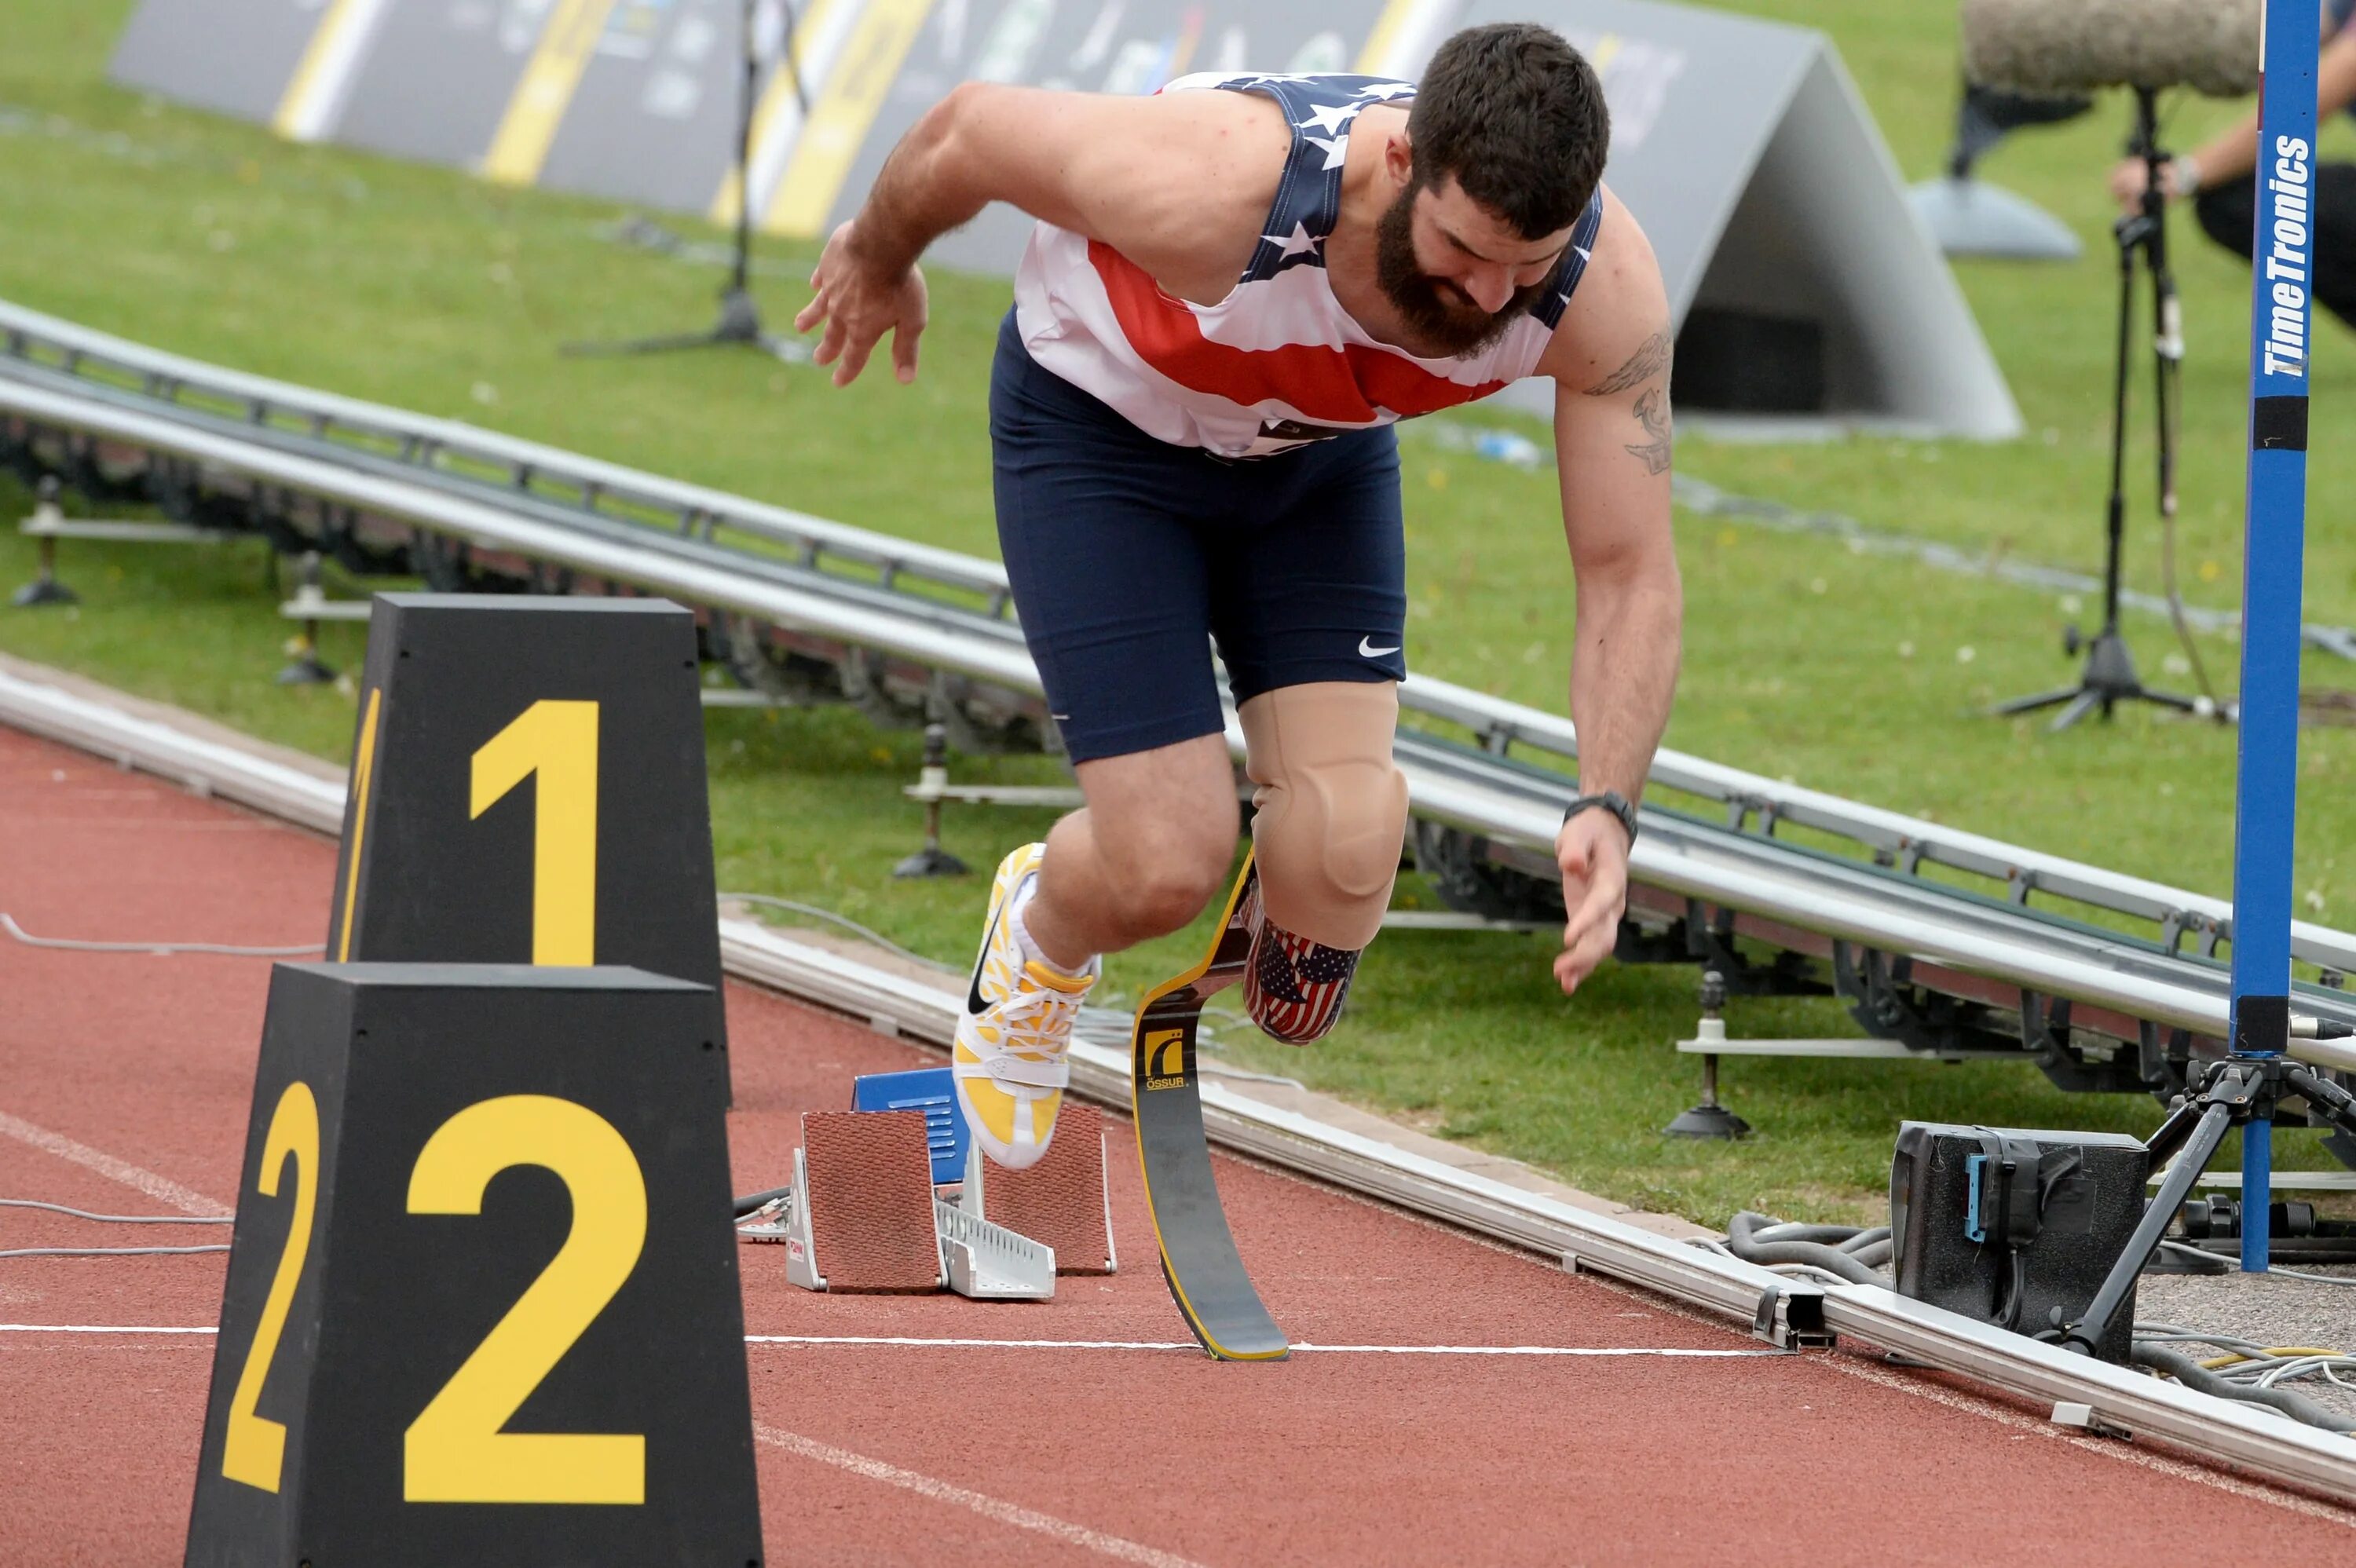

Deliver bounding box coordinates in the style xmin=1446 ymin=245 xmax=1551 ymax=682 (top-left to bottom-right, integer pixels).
xmin=1374 ymin=183 xmax=1550 ymax=359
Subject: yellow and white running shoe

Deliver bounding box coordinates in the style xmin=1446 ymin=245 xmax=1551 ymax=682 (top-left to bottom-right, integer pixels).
xmin=953 ymin=843 xmax=1098 ymax=1170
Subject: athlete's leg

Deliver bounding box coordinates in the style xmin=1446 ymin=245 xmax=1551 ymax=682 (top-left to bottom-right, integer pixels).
xmin=1209 ymin=423 xmax=1409 ymax=1042
xmin=1023 ymin=734 xmax=1238 ymax=969
xmin=960 ymin=313 xmax=1248 ymax=1163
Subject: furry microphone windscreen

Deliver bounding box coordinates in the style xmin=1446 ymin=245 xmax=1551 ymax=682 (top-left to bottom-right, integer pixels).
xmin=1960 ymin=0 xmax=2262 ymax=98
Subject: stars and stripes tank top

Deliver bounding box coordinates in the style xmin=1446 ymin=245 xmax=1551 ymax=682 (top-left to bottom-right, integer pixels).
xmin=1010 ymin=71 xmax=1604 ymax=459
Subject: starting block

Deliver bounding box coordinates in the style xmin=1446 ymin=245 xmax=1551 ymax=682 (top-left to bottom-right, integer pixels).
xmin=962 ymin=1102 xmax=1118 ymax=1276
xmin=750 ymin=1110 xmax=1055 ymax=1299
xmin=840 ymin=1068 xmax=1118 ymax=1275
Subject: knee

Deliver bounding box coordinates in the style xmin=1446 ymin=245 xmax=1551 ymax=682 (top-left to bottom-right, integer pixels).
xmin=1118 ymin=854 xmax=1235 ymax=936
xmin=1242 ymin=683 xmax=1410 ymax=951
xmin=1094 ymin=799 xmax=1238 ymax=939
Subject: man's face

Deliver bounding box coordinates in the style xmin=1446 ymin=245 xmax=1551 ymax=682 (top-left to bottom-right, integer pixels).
xmin=1374 ymin=172 xmax=1575 ymax=358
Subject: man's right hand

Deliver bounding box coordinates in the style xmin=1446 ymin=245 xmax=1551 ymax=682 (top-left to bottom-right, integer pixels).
xmin=794 ymin=221 xmax=928 ymax=387
xmin=2108 ymin=156 xmax=2190 ymax=214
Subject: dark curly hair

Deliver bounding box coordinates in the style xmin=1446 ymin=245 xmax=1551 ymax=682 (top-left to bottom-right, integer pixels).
xmin=1407 ymin=24 xmax=1611 ymax=239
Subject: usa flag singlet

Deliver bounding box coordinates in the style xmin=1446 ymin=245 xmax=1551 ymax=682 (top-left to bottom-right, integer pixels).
xmin=1011 ymin=71 xmax=1605 ymax=460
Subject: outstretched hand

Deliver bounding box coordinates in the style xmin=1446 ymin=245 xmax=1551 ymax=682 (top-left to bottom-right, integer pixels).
xmin=1553 ymin=810 xmax=1630 ymax=995
xmin=794 ymin=221 xmax=928 ymax=387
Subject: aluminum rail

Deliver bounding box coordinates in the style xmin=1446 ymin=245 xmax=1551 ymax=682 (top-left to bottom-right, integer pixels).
xmin=1402 ymin=676 xmax=2356 ymax=977
xmin=0 ymin=299 xmax=1009 ymax=601
xmin=3 ymin=661 xmax=2348 ymax=1504
xmin=7 ymin=294 xmax=2351 ymax=982
xmin=1394 ymin=729 xmax=2356 ymax=1048
xmin=8 ymin=367 xmax=2356 ymax=1066
xmin=0 ymin=377 xmax=1039 ymax=693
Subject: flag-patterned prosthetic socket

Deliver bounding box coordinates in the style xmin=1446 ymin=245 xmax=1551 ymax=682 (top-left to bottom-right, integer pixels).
xmin=1241 ymin=879 xmax=1362 ymax=1044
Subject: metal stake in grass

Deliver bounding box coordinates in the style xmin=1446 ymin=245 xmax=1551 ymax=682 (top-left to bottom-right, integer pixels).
xmin=1666 ymin=970 xmax=1751 ymax=1140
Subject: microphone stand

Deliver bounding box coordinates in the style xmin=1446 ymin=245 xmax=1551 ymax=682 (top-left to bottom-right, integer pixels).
xmin=1992 ymin=87 xmax=2215 ymax=731
xmin=562 ymin=0 xmax=805 ymax=362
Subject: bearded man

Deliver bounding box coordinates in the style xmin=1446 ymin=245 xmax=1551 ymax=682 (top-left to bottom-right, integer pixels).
xmin=797 ymin=23 xmax=1682 ymax=1168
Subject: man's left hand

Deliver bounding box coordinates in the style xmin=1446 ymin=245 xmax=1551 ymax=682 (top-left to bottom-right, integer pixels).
xmin=1553 ymin=810 xmax=1631 ymax=995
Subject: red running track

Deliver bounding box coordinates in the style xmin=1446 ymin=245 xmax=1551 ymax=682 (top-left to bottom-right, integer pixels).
xmin=0 ymin=722 xmax=2350 ymax=1566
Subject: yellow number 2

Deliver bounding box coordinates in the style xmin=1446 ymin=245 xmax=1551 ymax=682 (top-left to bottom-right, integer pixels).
xmin=404 ymin=1095 xmax=648 ymax=1504
xmin=470 ymin=700 xmax=598 ymax=965
xmin=221 ymin=1080 xmax=320 ymax=1493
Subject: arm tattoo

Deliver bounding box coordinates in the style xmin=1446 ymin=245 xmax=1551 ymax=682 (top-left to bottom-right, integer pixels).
xmin=1624 ymin=388 xmax=1671 ymax=476
xmin=1584 ymin=329 xmax=1671 ymax=397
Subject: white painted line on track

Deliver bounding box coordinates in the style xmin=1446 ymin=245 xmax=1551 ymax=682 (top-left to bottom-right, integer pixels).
xmin=5 ymin=1325 xmax=1786 ymax=1361
xmin=0 ymin=1324 xmax=218 ymax=1334
xmin=0 ymin=1111 xmax=231 ymax=1218
xmin=747 ymin=1334 xmax=1786 ymax=1357
xmin=755 ymin=1424 xmax=1210 ymax=1568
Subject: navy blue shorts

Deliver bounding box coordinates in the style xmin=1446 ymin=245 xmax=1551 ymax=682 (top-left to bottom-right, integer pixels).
xmin=989 ymin=311 xmax=1406 ymax=764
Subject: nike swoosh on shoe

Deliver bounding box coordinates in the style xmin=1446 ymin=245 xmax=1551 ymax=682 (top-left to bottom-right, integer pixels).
xmin=967 ymin=907 xmax=1001 ymax=1015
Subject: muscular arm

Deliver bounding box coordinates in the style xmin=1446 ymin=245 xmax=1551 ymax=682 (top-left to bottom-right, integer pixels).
xmin=845 ymin=84 xmax=1257 ymax=276
xmin=1531 ymin=195 xmax=1681 ymax=993
xmin=1538 ymin=197 xmax=1681 ymax=807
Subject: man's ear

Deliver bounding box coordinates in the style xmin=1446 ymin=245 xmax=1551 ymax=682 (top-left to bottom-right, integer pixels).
xmin=1383 ymin=131 xmax=1414 ymax=188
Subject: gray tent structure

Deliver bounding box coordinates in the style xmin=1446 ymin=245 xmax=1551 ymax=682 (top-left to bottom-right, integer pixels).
xmin=111 ymin=0 xmax=2019 ymax=437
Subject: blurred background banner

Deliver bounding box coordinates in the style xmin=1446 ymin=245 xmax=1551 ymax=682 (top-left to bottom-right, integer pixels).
xmin=109 ymin=0 xmax=2019 ymax=437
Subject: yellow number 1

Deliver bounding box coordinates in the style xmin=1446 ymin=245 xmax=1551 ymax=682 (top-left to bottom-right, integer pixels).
xmin=470 ymin=700 xmax=598 ymax=964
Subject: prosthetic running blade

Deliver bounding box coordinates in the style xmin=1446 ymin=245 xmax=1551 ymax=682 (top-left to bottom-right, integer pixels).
xmin=1131 ymin=854 xmax=1288 ymax=1361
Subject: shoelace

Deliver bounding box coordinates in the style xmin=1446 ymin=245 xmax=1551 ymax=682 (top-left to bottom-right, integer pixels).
xmin=993 ymin=979 xmax=1088 ymax=1062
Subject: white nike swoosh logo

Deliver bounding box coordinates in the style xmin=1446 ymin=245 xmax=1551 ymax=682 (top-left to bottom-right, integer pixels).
xmin=1358 ymin=637 xmax=1400 ymax=657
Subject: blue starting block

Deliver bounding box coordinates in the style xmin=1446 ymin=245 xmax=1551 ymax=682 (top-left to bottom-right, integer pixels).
xmin=851 ymin=1068 xmax=968 ymax=1186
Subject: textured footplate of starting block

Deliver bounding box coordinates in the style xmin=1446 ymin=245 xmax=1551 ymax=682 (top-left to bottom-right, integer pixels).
xmin=962 ymin=1102 xmax=1118 ymax=1275
xmin=788 ymin=1111 xmax=944 ymax=1293
xmin=766 ymin=1110 xmax=1055 ymax=1299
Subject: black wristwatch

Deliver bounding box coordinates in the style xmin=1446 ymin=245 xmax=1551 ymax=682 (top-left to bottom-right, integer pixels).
xmin=1562 ymin=791 xmax=1639 ymax=849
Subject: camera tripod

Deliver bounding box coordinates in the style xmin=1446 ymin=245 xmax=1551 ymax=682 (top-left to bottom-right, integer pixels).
xmin=563 ymin=0 xmax=805 ymax=362
xmin=1993 ymin=87 xmax=2213 ymax=731
xmin=2065 ymin=1038 xmax=2356 ymax=1356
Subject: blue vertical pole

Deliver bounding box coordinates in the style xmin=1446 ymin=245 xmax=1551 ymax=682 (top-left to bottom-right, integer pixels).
xmin=2233 ymin=0 xmax=2321 ymax=1274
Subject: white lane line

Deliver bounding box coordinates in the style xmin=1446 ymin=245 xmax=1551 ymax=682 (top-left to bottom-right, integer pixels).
xmin=0 ymin=1325 xmax=1784 ymax=1362
xmin=750 ymin=1335 xmax=1197 ymax=1351
xmin=746 ymin=1334 xmax=1784 ymax=1358
xmin=0 ymin=1324 xmax=218 ymax=1334
xmin=755 ymin=1424 xmax=1209 ymax=1568
xmin=0 ymin=1111 xmax=232 ymax=1218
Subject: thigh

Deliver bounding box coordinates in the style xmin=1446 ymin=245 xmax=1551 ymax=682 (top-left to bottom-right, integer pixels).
xmin=1205 ymin=429 xmax=1407 ymax=705
xmin=990 ymin=315 xmax=1226 ymax=763
xmin=1071 ymin=733 xmax=1241 ymax=872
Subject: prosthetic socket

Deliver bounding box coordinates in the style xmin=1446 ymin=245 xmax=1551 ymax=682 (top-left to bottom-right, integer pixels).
xmin=1238 ymin=682 xmax=1410 ymax=952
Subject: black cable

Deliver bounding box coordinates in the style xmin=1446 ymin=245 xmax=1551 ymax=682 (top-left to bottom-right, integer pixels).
xmin=734 ymin=1183 xmax=793 ymax=1217
xmin=1725 ymin=1212 xmax=1885 ymax=1285
xmin=2 ymin=1244 xmax=229 ymax=1259
xmin=0 ymin=1198 xmax=230 ymax=1224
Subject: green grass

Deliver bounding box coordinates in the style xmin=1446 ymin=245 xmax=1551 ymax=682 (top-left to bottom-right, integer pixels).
xmin=2 ymin=0 xmax=2351 ymax=1225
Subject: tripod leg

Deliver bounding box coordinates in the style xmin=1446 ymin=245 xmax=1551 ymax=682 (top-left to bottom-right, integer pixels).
xmin=2065 ymin=1100 xmax=2234 ymax=1355
xmin=2287 ymin=1064 xmax=2356 ymax=1140
xmin=2047 ymin=689 xmax=2103 ymax=733
xmin=1988 ymin=685 xmax=2082 ymax=718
